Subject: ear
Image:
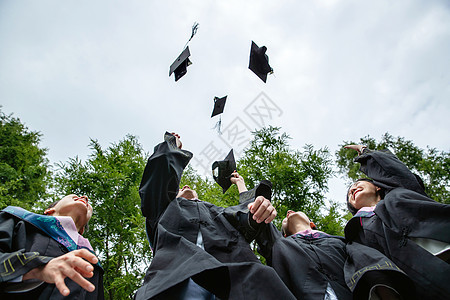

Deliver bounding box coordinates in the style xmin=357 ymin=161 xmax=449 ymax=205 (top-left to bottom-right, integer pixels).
xmin=310 ymin=222 xmax=317 ymax=230
xmin=44 ymin=208 xmax=55 ymax=215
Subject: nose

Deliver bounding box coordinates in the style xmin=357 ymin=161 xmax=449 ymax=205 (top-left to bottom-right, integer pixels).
xmin=78 ymin=195 xmax=89 ymax=204
xmin=182 ymin=185 xmax=190 ymax=191
xmin=287 ymin=210 xmax=294 ymax=217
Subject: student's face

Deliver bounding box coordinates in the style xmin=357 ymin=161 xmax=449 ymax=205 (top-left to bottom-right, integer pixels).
xmin=347 ymin=180 xmax=381 ymax=210
xmin=281 ymin=210 xmax=312 ymax=237
xmin=46 ymin=195 xmax=93 ymax=225
xmin=177 ymin=185 xmax=198 ymax=200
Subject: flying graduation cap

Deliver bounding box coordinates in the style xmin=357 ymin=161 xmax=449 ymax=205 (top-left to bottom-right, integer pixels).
xmin=248 ymin=41 xmax=273 ymax=83
xmin=211 ymin=95 xmax=227 ymax=134
xmin=169 ymin=47 xmax=192 ymax=82
xmin=169 ymin=22 xmax=199 ymax=82
xmin=212 ymin=149 xmax=236 ymax=193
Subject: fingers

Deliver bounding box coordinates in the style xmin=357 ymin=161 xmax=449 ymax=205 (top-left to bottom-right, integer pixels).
xmin=249 ymin=196 xmax=277 ymax=223
xmin=344 ymin=144 xmax=363 ymax=151
xmin=45 ymin=250 xmax=98 ymax=296
xmin=74 ymin=249 xmax=98 ymax=265
xmin=54 ymin=274 xmax=71 ymax=296
xmin=63 ymin=266 xmax=95 ymax=293
xmin=170 ymin=132 xmax=182 ymax=148
xmin=230 ymin=171 xmax=243 ymax=185
xmin=344 ymin=145 xmax=358 ymax=150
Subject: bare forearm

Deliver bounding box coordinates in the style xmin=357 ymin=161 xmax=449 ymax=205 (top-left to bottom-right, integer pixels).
xmin=236 ymin=181 xmax=248 ymax=193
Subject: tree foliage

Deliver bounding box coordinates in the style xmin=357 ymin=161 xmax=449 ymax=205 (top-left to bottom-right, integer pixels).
xmin=53 ymin=135 xmax=151 ymax=299
xmin=9 ymin=111 xmax=449 ymax=297
xmin=336 ymin=133 xmax=450 ymax=204
xmin=0 ymin=108 xmax=51 ymax=210
xmin=237 ymin=126 xmax=342 ymax=234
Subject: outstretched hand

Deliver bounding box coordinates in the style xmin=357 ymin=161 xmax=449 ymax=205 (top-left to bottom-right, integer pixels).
xmin=230 ymin=171 xmax=244 ymax=185
xmin=248 ymin=196 xmax=277 ymax=224
xmin=171 ymin=132 xmax=182 ymax=149
xmin=23 ymin=249 xmax=98 ymax=297
xmin=344 ymin=144 xmax=366 ymax=155
xmin=230 ymin=171 xmax=248 ymax=193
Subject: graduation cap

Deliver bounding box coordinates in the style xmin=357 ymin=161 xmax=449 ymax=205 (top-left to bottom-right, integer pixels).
xmin=168 ymin=22 xmax=199 ymax=82
xmin=211 ymin=96 xmax=227 ymax=117
xmin=211 ymin=96 xmax=227 ymax=134
xmin=169 ymin=46 xmax=192 ymax=82
xmin=248 ymin=41 xmax=273 ymax=83
xmin=212 ymin=149 xmax=236 ymax=193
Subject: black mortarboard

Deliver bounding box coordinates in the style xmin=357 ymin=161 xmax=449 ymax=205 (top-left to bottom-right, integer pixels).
xmin=211 ymin=96 xmax=227 ymax=117
xmin=169 ymin=46 xmax=192 ymax=82
xmin=212 ymin=149 xmax=236 ymax=193
xmin=248 ymin=41 xmax=273 ymax=83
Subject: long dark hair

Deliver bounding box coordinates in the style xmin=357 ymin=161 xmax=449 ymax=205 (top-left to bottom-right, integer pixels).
xmin=346 ymin=178 xmax=385 ymax=215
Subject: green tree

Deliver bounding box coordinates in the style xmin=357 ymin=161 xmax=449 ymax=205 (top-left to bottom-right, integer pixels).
xmin=54 ymin=135 xmax=151 ymax=299
xmin=237 ymin=126 xmax=341 ymax=234
xmin=335 ymin=133 xmax=450 ymax=204
xmin=0 ymin=108 xmax=51 ymax=210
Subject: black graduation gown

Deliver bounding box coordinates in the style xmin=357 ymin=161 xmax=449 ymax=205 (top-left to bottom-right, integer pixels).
xmin=256 ymin=224 xmax=415 ymax=300
xmin=135 ymin=133 xmax=296 ymax=300
xmin=0 ymin=211 xmax=104 ymax=300
xmin=345 ymin=149 xmax=450 ymax=300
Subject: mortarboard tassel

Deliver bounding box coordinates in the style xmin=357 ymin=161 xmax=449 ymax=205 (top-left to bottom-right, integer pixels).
xmin=183 ymin=22 xmax=199 ymax=49
xmin=213 ymin=116 xmax=222 ymax=135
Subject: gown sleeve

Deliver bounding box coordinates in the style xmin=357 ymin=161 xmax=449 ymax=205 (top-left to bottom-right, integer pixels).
xmin=139 ymin=132 xmax=193 ymax=243
xmin=254 ymin=224 xmax=281 ymax=265
xmin=355 ymin=148 xmax=427 ymax=196
xmin=0 ymin=213 xmax=52 ymax=283
xmin=344 ymin=241 xmax=417 ymax=300
xmin=223 ymin=180 xmax=274 ymax=243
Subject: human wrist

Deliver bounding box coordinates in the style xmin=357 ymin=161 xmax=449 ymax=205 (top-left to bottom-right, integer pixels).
xmin=236 ymin=181 xmax=248 ymax=193
xmin=359 ymin=146 xmax=367 ymax=154
xmin=23 ymin=266 xmax=42 ymax=281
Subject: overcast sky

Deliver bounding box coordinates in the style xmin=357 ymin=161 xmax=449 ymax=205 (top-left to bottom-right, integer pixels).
xmin=1 ymin=0 xmax=449 ymax=207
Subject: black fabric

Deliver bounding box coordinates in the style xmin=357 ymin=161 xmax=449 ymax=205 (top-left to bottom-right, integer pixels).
xmin=344 ymin=241 xmax=416 ymax=300
xmin=345 ymin=148 xmax=450 ymax=300
xmin=0 ymin=212 xmax=104 ymax=300
xmin=256 ymin=224 xmax=352 ymax=300
xmin=212 ymin=149 xmax=236 ymax=194
xmin=136 ymin=132 xmax=296 ymax=300
xmin=169 ymin=46 xmax=191 ymax=82
xmin=256 ymin=224 xmax=412 ymax=300
xmin=248 ymin=41 xmax=273 ymax=83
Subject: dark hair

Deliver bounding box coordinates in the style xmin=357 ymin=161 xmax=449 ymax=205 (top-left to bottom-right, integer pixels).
xmin=46 ymin=200 xmax=60 ymax=210
xmin=346 ymin=178 xmax=385 ymax=215
xmin=45 ymin=199 xmax=90 ymax=234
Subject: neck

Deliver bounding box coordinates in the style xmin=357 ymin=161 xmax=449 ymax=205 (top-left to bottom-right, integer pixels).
xmin=292 ymin=222 xmax=312 ymax=234
xmin=54 ymin=212 xmax=85 ymax=234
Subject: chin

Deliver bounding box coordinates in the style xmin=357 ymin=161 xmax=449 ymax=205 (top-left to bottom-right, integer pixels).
xmin=178 ymin=191 xmax=197 ymax=200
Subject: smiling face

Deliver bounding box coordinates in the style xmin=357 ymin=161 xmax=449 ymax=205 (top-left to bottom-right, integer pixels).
xmin=177 ymin=185 xmax=198 ymax=200
xmin=281 ymin=210 xmax=315 ymax=237
xmin=45 ymin=195 xmax=93 ymax=234
xmin=347 ymin=180 xmax=381 ymax=212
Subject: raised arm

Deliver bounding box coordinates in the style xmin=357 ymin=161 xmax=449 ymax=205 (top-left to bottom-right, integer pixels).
xmin=139 ymin=132 xmax=193 ymax=233
xmin=230 ymin=171 xmax=248 ymax=193
xmin=345 ymin=145 xmax=426 ymax=195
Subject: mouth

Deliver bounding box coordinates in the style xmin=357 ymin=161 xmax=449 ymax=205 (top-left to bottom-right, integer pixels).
xmin=353 ymin=189 xmax=361 ymax=199
xmin=75 ymin=197 xmax=88 ymax=206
